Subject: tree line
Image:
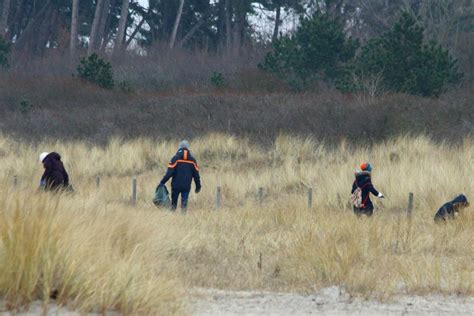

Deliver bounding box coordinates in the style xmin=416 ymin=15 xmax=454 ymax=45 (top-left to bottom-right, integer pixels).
xmin=0 ymin=1 xmax=471 ymax=96
xmin=0 ymin=1 xmax=470 ymax=57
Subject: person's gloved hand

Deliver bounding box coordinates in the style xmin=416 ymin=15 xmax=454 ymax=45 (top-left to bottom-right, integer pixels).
xmin=195 ymin=186 xmax=201 ymax=194
xmin=378 ymin=192 xmax=385 ymax=198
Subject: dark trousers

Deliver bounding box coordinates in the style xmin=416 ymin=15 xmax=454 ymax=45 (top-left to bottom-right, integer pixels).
xmin=171 ymin=189 xmax=190 ymax=211
xmin=353 ymin=206 xmax=374 ymax=217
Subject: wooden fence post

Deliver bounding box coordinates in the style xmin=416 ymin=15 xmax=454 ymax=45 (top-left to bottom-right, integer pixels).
xmin=407 ymin=192 xmax=414 ymax=216
xmin=132 ymin=176 xmax=137 ymax=206
xmin=96 ymin=176 xmax=100 ymax=188
xmin=308 ymin=188 xmax=313 ymax=209
xmin=216 ymin=186 xmax=222 ymax=210
xmin=13 ymin=175 xmax=18 ymax=187
xmin=258 ymin=187 xmax=264 ymax=205
xmin=337 ymin=193 xmax=342 ymax=209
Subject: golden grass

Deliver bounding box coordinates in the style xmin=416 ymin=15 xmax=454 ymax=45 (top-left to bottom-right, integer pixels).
xmin=0 ymin=134 xmax=472 ymax=313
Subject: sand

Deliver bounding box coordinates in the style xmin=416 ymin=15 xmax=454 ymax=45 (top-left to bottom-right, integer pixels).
xmin=187 ymin=287 xmax=474 ymax=315
xmin=2 ymin=287 xmax=473 ymax=315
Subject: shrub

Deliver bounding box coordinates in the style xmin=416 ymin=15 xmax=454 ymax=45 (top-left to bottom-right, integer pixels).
xmin=260 ymin=13 xmax=359 ymax=90
xmin=77 ymin=53 xmax=114 ymax=89
xmin=117 ymin=80 xmax=135 ymax=94
xmin=349 ymin=12 xmax=462 ymax=97
xmin=210 ymin=72 xmax=226 ymax=88
xmin=0 ymin=36 xmax=10 ymax=68
xmin=19 ymin=99 xmax=33 ymax=115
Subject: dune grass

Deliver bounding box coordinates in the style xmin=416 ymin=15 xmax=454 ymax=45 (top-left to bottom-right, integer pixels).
xmin=0 ymin=134 xmax=472 ymax=313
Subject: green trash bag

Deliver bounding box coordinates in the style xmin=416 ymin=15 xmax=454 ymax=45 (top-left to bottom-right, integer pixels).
xmin=153 ymin=184 xmax=170 ymax=208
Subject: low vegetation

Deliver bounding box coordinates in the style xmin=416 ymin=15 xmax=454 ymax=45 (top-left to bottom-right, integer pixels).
xmin=0 ymin=135 xmax=472 ymax=313
xmin=0 ymin=36 xmax=9 ymax=68
xmin=0 ymin=73 xmax=472 ymax=143
xmin=76 ymin=53 xmax=114 ymax=89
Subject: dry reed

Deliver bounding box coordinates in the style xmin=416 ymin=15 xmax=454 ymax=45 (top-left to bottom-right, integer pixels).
xmin=0 ymin=134 xmax=472 ymax=313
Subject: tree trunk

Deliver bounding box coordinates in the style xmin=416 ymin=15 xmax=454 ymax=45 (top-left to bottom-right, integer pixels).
xmin=70 ymin=0 xmax=79 ymax=57
xmin=272 ymin=3 xmax=281 ymax=43
xmin=216 ymin=0 xmax=226 ymax=50
xmin=225 ymin=0 xmax=232 ymax=54
xmin=178 ymin=17 xmax=206 ymax=48
xmin=169 ymin=0 xmax=185 ymax=49
xmin=14 ymin=0 xmax=52 ymax=53
xmin=0 ymin=0 xmax=11 ymax=37
xmin=97 ymin=0 xmax=110 ymax=51
xmin=126 ymin=16 xmax=146 ymax=46
xmin=8 ymin=0 xmax=25 ymax=41
xmin=88 ymin=0 xmax=105 ymax=54
xmin=232 ymin=0 xmax=245 ymax=57
xmin=114 ymin=0 xmax=130 ymax=54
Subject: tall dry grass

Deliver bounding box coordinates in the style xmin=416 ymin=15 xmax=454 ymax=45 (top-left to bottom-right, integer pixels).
xmin=0 ymin=134 xmax=472 ymax=313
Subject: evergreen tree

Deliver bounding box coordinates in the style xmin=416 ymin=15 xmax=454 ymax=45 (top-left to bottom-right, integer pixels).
xmin=261 ymin=13 xmax=358 ymax=90
xmin=352 ymin=12 xmax=463 ymax=97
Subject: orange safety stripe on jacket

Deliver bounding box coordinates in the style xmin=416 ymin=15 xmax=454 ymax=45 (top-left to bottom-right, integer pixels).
xmin=183 ymin=150 xmax=188 ymax=160
xmin=168 ymin=160 xmax=199 ymax=171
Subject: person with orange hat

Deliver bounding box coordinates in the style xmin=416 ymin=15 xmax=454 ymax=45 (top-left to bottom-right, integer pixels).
xmin=351 ymin=163 xmax=384 ymax=217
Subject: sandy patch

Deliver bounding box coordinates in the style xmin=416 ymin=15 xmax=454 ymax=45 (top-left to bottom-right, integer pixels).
xmin=0 ymin=301 xmax=120 ymax=316
xmin=187 ymin=287 xmax=474 ymax=315
xmin=2 ymin=288 xmax=473 ymax=315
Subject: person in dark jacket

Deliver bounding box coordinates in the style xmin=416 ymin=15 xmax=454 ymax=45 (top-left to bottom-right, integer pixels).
xmin=159 ymin=140 xmax=201 ymax=211
xmin=351 ymin=163 xmax=384 ymax=217
xmin=434 ymin=194 xmax=469 ymax=222
xmin=39 ymin=152 xmax=70 ymax=191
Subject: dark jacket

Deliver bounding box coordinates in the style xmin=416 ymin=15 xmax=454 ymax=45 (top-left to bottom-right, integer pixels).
xmin=160 ymin=149 xmax=201 ymax=191
xmin=41 ymin=152 xmax=70 ymax=190
xmin=434 ymin=194 xmax=469 ymax=221
xmin=351 ymin=171 xmax=379 ymax=210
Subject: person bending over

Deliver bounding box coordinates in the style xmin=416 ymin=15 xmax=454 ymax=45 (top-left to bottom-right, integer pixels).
xmin=434 ymin=194 xmax=469 ymax=222
xmin=39 ymin=152 xmax=71 ymax=191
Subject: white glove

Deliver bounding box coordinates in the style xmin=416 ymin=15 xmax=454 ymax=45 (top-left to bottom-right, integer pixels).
xmin=378 ymin=192 xmax=384 ymax=198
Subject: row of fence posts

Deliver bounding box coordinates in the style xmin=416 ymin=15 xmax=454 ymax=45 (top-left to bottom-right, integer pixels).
xmin=213 ymin=185 xmax=415 ymax=215
xmin=11 ymin=175 xmax=415 ymax=214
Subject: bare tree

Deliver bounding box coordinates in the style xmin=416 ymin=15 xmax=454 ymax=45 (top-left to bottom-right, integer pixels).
xmin=14 ymin=0 xmax=52 ymax=53
xmin=0 ymin=0 xmax=11 ymax=37
xmin=89 ymin=0 xmax=106 ymax=54
xmin=114 ymin=0 xmax=130 ymax=54
xmin=178 ymin=17 xmax=207 ymax=48
xmin=70 ymin=0 xmax=80 ymax=56
xmin=272 ymin=1 xmax=282 ymax=43
xmin=225 ymin=0 xmax=232 ymax=53
xmin=126 ymin=16 xmax=146 ymax=47
xmin=97 ymin=0 xmax=110 ymax=50
xmin=169 ymin=0 xmax=185 ymax=49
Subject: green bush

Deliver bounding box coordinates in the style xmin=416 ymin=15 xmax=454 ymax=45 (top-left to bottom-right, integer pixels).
xmin=77 ymin=53 xmax=114 ymax=89
xmin=117 ymin=80 xmax=135 ymax=94
xmin=19 ymin=99 xmax=33 ymax=115
xmin=349 ymin=12 xmax=462 ymax=97
xmin=260 ymin=14 xmax=358 ymax=90
xmin=0 ymin=36 xmax=10 ymax=68
xmin=210 ymin=72 xmax=226 ymax=88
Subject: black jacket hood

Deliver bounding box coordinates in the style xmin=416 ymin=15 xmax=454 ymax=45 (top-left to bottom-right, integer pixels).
xmin=355 ymin=170 xmax=371 ymax=187
xmin=451 ymin=194 xmax=468 ymax=205
xmin=46 ymin=152 xmax=62 ymax=161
